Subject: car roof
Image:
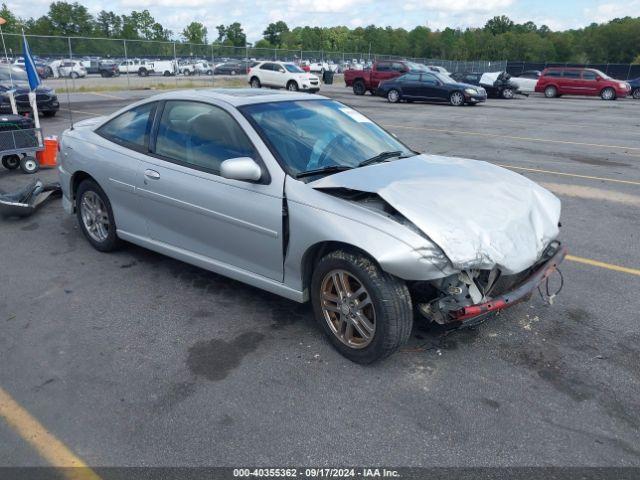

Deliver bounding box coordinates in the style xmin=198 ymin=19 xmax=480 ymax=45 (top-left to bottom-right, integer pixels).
xmin=146 ymin=88 xmax=329 ymax=107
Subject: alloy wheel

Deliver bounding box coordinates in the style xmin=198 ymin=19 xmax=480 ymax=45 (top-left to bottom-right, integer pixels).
xmin=601 ymin=88 xmax=615 ymax=100
xmin=633 ymin=89 xmax=640 ymax=100
xmin=388 ymin=89 xmax=400 ymax=103
xmin=320 ymin=269 xmax=376 ymax=349
xmin=450 ymin=91 xmax=465 ymax=106
xmin=80 ymin=191 xmax=110 ymax=243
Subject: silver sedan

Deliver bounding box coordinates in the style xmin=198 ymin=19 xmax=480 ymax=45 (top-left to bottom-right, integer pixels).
xmin=59 ymin=89 xmax=566 ymax=363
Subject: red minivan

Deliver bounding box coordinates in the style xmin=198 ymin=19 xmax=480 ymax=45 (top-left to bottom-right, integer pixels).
xmin=535 ymin=67 xmax=631 ymax=100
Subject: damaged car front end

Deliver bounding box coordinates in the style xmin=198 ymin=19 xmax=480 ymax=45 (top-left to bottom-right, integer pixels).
xmin=303 ymin=152 xmax=565 ymax=329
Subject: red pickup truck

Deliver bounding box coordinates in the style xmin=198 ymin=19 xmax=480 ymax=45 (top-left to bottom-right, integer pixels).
xmin=344 ymin=60 xmax=418 ymax=95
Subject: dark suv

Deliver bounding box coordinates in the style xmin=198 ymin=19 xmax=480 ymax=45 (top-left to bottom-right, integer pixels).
xmin=535 ymin=67 xmax=631 ymax=100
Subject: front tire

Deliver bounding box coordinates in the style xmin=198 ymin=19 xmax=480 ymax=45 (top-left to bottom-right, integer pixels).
xmin=633 ymin=88 xmax=640 ymax=100
xmin=76 ymin=179 xmax=121 ymax=252
xmin=501 ymin=87 xmax=515 ymax=99
xmin=600 ymin=87 xmax=616 ymax=100
xmin=311 ymin=250 xmax=413 ymax=364
xmin=387 ymin=89 xmax=400 ymax=103
xmin=287 ymin=80 xmax=299 ymax=91
xmin=449 ymin=91 xmax=465 ymax=106
xmin=69 ymin=72 xmax=79 ymax=79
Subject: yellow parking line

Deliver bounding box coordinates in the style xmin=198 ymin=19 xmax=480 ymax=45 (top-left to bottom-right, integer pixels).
xmin=497 ymin=164 xmax=640 ymax=187
xmin=384 ymin=124 xmax=640 ymax=153
xmin=0 ymin=387 xmax=101 ymax=480
xmin=567 ymin=255 xmax=640 ymax=276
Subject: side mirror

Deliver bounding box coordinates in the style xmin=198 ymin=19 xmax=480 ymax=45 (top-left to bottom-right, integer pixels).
xmin=220 ymin=157 xmax=262 ymax=182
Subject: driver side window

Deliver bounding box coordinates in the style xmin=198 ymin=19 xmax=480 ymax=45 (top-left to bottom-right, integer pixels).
xmin=153 ymin=101 xmax=257 ymax=176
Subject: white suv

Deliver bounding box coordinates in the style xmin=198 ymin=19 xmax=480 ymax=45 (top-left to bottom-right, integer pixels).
xmin=248 ymin=61 xmax=320 ymax=92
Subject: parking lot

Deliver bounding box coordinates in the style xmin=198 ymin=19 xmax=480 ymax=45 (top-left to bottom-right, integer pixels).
xmin=1 ymin=85 xmax=639 ymax=469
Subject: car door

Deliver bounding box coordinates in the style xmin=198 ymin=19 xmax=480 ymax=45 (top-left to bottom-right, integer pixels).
xmin=581 ymin=70 xmax=598 ymax=95
xmin=137 ymin=99 xmax=285 ymax=281
xmin=258 ymin=62 xmax=275 ymax=86
xmin=372 ymin=62 xmax=393 ymax=89
xmin=400 ymin=73 xmax=423 ymax=98
xmin=560 ymin=70 xmax=581 ymax=94
xmin=272 ymin=63 xmax=288 ymax=88
xmin=417 ymin=73 xmax=442 ymax=99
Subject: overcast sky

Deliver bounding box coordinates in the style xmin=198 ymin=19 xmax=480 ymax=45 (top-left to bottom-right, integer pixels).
xmin=10 ymin=0 xmax=637 ymax=41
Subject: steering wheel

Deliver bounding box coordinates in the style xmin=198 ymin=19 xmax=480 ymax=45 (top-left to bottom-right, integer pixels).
xmin=317 ymin=135 xmax=349 ymax=168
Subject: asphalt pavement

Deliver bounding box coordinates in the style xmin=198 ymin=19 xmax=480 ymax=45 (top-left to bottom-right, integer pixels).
xmin=1 ymin=85 xmax=639 ymax=469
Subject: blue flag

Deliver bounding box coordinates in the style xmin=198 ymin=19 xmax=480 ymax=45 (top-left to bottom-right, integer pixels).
xmin=22 ymin=32 xmax=41 ymax=91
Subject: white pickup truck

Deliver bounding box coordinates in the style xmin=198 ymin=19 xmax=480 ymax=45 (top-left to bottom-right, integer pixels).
xmin=118 ymin=59 xmax=177 ymax=77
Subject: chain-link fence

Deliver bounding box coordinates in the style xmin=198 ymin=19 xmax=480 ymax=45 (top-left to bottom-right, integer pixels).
xmin=507 ymin=61 xmax=640 ymax=80
xmin=1 ymin=32 xmax=507 ymax=92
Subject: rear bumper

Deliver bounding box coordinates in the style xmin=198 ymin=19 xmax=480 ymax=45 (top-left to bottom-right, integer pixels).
xmin=450 ymin=243 xmax=567 ymax=322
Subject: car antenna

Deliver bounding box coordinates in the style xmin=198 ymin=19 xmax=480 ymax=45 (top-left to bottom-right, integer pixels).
xmin=62 ymin=73 xmax=74 ymax=130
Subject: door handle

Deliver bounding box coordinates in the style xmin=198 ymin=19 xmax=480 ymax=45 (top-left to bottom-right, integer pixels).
xmin=144 ymin=169 xmax=160 ymax=180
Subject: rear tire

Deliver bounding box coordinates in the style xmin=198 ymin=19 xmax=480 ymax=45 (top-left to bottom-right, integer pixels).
xmin=353 ymin=79 xmax=366 ymax=96
xmin=544 ymin=85 xmax=558 ymax=98
xmin=600 ymin=87 xmax=616 ymax=100
xmin=250 ymin=77 xmax=261 ymax=88
xmin=42 ymin=111 xmax=57 ymax=118
xmin=2 ymin=155 xmax=20 ymax=170
xmin=76 ymin=179 xmax=121 ymax=252
xmin=311 ymin=250 xmax=413 ymax=364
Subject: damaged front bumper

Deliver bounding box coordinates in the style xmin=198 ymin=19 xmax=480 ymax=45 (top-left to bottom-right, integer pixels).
xmin=416 ymin=242 xmax=567 ymax=325
xmin=450 ymin=243 xmax=567 ymax=323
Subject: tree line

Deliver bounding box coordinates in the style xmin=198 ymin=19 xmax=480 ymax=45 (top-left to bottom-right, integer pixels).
xmin=1 ymin=2 xmax=639 ymax=63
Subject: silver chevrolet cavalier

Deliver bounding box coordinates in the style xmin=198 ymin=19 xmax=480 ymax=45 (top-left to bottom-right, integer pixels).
xmin=59 ymin=89 xmax=566 ymax=363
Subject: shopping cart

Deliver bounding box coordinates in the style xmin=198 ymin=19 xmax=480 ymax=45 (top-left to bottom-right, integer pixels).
xmin=0 ymin=124 xmax=44 ymax=174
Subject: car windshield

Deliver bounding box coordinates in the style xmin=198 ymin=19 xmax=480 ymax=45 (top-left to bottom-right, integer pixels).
xmin=285 ymin=64 xmax=304 ymax=73
xmin=0 ymin=66 xmax=28 ymax=82
xmin=241 ymin=99 xmax=414 ymax=178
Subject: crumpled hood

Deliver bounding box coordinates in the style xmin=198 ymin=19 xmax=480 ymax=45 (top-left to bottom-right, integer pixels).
xmin=309 ymin=154 xmax=561 ymax=274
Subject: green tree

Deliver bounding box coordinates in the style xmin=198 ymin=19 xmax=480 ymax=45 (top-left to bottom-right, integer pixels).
xmin=263 ymin=21 xmax=289 ymax=47
xmin=0 ymin=3 xmax=20 ymax=32
xmin=95 ymin=10 xmax=122 ymax=37
xmin=216 ymin=22 xmax=246 ymax=47
xmin=485 ymin=15 xmax=514 ymax=35
xmin=47 ymin=1 xmax=93 ymax=36
xmin=182 ymin=21 xmax=207 ymax=44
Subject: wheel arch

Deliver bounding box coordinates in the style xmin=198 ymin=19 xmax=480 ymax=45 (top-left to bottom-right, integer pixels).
xmin=301 ymin=241 xmax=381 ymax=295
xmin=70 ymin=170 xmax=100 ymax=204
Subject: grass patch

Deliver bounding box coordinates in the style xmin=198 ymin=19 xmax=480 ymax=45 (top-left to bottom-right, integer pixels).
xmin=56 ymin=77 xmax=247 ymax=94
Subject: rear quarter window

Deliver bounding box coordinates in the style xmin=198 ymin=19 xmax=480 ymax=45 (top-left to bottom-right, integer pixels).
xmin=97 ymin=102 xmax=156 ymax=152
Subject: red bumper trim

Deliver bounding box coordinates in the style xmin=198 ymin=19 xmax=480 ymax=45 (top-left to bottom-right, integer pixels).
xmin=450 ymin=245 xmax=567 ymax=322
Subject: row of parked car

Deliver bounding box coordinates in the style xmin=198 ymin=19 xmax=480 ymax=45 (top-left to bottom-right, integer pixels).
xmin=345 ymin=60 xmax=640 ymax=106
